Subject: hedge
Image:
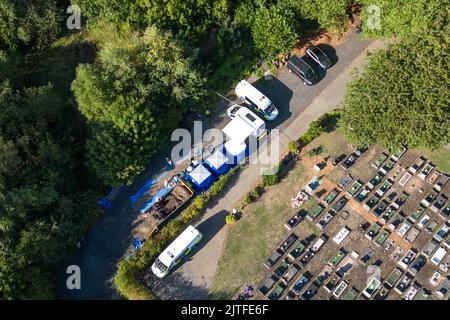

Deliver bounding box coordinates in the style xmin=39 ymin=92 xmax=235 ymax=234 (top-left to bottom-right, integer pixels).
xmin=114 ymin=168 xmax=236 ymax=299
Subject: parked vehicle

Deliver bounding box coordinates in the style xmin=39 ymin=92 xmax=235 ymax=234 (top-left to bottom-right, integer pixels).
xmin=306 ymin=45 xmax=332 ymax=69
xmin=222 ymin=106 xmax=267 ymax=142
xmin=287 ymin=55 xmax=318 ymax=85
xmin=151 ymin=225 xmax=202 ymax=278
xmin=226 ymin=104 xmax=242 ymax=119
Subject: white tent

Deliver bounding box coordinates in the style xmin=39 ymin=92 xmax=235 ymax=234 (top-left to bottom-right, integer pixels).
xmin=222 ymin=118 xmax=254 ymax=144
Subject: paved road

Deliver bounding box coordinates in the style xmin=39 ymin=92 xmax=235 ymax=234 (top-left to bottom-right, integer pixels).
xmin=57 ymin=31 xmax=382 ymax=299
xmin=147 ymin=33 xmax=385 ymax=300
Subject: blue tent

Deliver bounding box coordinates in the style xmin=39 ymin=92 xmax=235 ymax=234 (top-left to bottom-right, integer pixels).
xmin=204 ymin=148 xmax=230 ymax=176
xmin=185 ymin=164 xmax=215 ymax=192
xmin=223 ymin=140 xmax=247 ymax=166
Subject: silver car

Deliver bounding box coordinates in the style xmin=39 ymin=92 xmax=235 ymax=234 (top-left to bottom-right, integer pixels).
xmin=306 ymin=45 xmax=332 ymax=70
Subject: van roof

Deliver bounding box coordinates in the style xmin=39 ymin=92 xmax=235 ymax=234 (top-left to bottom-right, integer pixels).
xmin=159 ymin=225 xmax=201 ymax=267
xmin=235 ymin=80 xmax=272 ymax=110
xmin=236 ymin=107 xmax=265 ymax=129
xmin=222 ymin=107 xmax=265 ymax=143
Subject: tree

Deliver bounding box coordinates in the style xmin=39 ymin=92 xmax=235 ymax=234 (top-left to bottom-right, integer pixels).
xmin=282 ymin=0 xmax=351 ymax=35
xmin=72 ymin=26 xmax=206 ymax=185
xmin=251 ymin=4 xmax=297 ymax=60
xmin=340 ymin=16 xmax=449 ymax=151
xmin=0 ymin=80 xmax=100 ymax=299
xmin=359 ymin=0 xmax=445 ymax=39
xmin=0 ymin=0 xmax=62 ymax=50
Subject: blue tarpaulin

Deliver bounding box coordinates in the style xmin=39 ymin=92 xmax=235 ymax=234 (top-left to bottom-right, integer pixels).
xmin=98 ymin=185 xmax=123 ymax=209
xmin=139 ymin=184 xmax=174 ymax=214
xmin=130 ymin=179 xmax=156 ymax=204
xmin=133 ymin=238 xmax=143 ymax=250
xmin=129 ymin=171 xmax=168 ymax=204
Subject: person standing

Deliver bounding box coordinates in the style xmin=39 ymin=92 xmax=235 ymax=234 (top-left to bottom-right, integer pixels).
xmin=166 ymin=157 xmax=174 ymax=168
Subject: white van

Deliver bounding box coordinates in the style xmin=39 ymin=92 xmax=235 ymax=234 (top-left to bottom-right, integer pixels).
xmin=235 ymin=80 xmax=278 ymax=121
xmin=151 ymin=225 xmax=203 ymax=278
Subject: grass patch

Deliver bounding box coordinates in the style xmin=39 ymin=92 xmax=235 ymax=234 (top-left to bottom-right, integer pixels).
xmin=421 ymin=147 xmax=450 ymax=175
xmin=210 ymin=163 xmax=308 ymax=299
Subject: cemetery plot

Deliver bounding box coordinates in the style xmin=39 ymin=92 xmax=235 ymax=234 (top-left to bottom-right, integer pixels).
xmin=408 ymin=156 xmax=426 ymax=174
xmin=363 ymin=194 xmax=381 ymax=211
xmin=372 ymin=153 xmax=388 ymax=169
xmin=367 ymin=172 xmax=384 ymax=189
xmin=347 ymin=180 xmax=363 ymax=197
xmin=418 ymin=163 xmax=435 ymax=180
xmin=380 ymin=158 xmax=396 ymax=174
xmin=376 ymin=179 xmax=393 ymax=196
xmin=307 ymin=203 xmax=325 ymax=221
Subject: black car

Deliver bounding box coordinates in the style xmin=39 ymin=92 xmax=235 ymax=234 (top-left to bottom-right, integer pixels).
xmin=287 ymin=55 xmax=318 ymax=85
xmin=306 ymin=45 xmax=332 ymax=69
xmin=410 ymin=255 xmax=427 ymax=275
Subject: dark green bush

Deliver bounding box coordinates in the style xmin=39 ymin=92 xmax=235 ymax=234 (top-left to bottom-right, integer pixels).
xmin=262 ymin=173 xmax=279 ymax=186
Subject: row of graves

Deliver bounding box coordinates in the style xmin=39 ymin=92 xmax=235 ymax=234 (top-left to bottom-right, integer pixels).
xmin=330 ymin=146 xmax=450 ymax=300
xmin=256 ymin=145 xmax=449 ymax=300
xmin=257 ymin=156 xmax=364 ymax=300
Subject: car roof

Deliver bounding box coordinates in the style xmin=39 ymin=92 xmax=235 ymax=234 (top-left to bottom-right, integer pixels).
xmin=288 ymin=56 xmax=312 ymax=73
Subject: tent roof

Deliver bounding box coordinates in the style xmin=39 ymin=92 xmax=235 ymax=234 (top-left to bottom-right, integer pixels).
xmin=188 ymin=164 xmax=212 ymax=185
xmin=222 ymin=118 xmax=254 ymax=143
xmin=206 ymin=149 xmax=228 ymax=169
xmin=224 ymin=140 xmax=246 ymax=156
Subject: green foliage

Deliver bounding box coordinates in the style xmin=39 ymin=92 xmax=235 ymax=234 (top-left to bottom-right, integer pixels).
xmin=359 ymin=0 xmax=445 ymax=40
xmin=297 ymin=119 xmax=325 ymax=146
xmin=225 ymin=213 xmax=237 ymax=224
xmin=305 ymin=145 xmax=324 ymax=157
xmin=251 ymin=4 xmax=298 ymax=60
xmin=340 ymin=15 xmax=449 ymax=150
xmin=262 ymin=173 xmax=279 ymax=186
xmin=72 ymin=26 xmax=206 ymax=185
xmin=288 ymin=140 xmax=300 ymax=153
xmin=244 ymin=186 xmax=263 ymax=204
xmin=0 ymin=81 xmax=101 ymax=299
xmin=0 ymin=0 xmax=62 ymax=50
xmin=75 ymin=0 xmax=137 ymax=25
xmin=283 ymin=0 xmax=351 ymax=35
